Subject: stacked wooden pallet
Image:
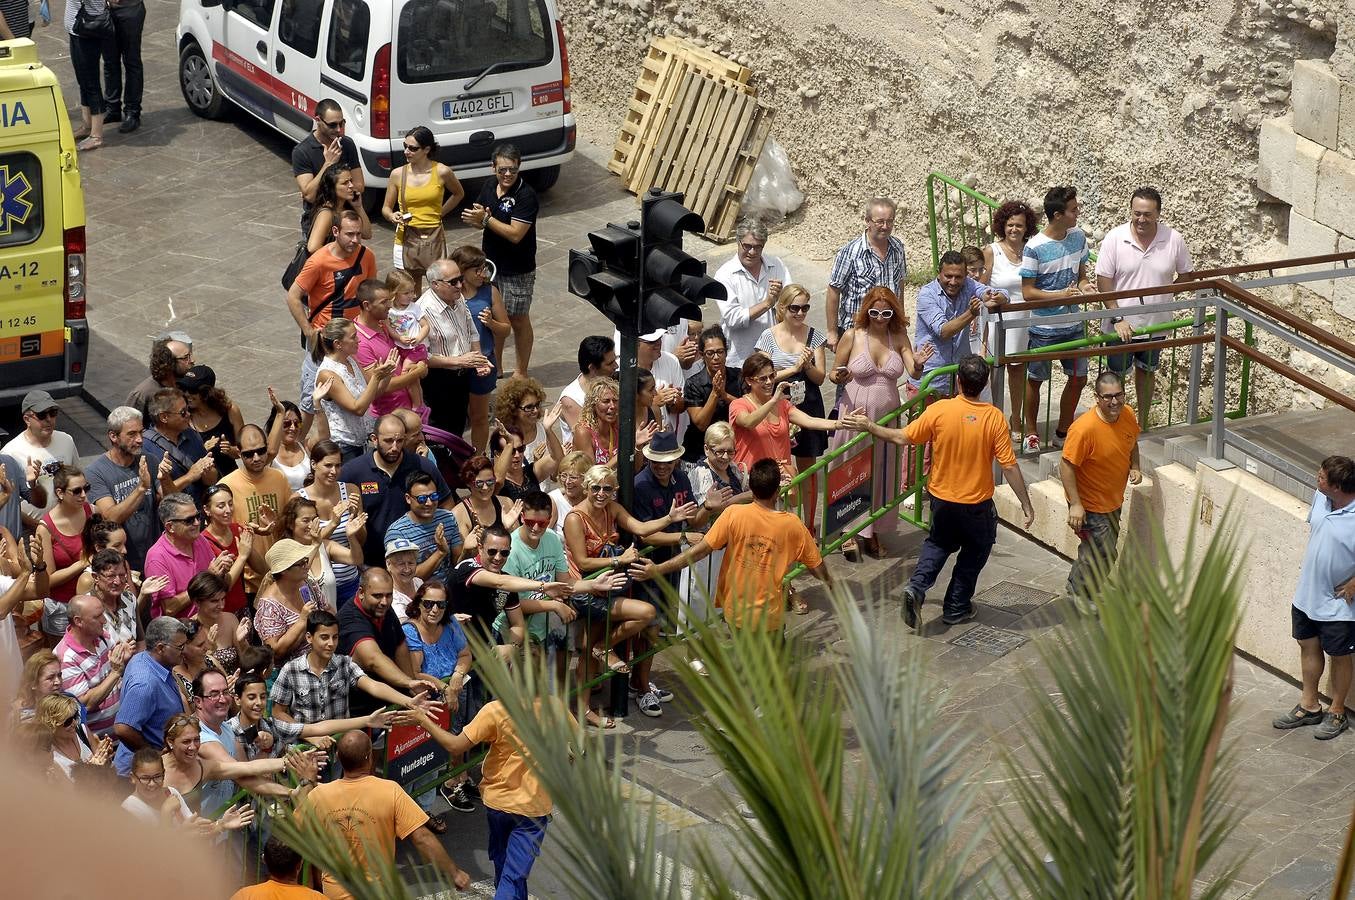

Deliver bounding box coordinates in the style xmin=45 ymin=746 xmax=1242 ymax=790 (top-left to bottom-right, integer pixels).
xmin=609 ymin=37 xmax=774 ymax=242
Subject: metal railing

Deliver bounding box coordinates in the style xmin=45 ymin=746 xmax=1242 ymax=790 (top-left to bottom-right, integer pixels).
xmin=926 ymin=172 xmax=998 ymax=272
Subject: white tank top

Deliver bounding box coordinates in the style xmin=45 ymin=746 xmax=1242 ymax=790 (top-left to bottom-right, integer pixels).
xmin=988 ymin=241 xmax=1025 ymax=304
xmin=270 ymin=453 xmax=312 ymax=492
xmin=318 ymin=357 xmax=374 ymax=447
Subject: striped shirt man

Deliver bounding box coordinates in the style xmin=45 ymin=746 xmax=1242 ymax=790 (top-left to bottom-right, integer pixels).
xmin=385 ymin=508 xmax=463 ymax=586
xmin=1020 ymin=228 xmax=1091 ymax=337
xmin=419 ymin=286 xmax=479 ymax=358
xmin=55 ymin=631 xmax=121 ymax=735
xmin=827 ymin=233 xmax=907 ymax=330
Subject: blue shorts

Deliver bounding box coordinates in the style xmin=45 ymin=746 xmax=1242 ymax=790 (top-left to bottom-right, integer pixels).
xmin=1106 ymin=338 xmax=1161 ymax=373
xmin=1026 ymin=328 xmax=1088 ymax=382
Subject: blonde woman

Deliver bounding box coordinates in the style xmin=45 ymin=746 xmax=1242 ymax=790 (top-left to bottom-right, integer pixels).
xmin=754 ymin=283 xmax=828 ymax=527
xmin=682 ymin=422 xmax=753 ymax=657
xmin=573 ymin=377 xmax=659 ymax=468
xmin=549 ymin=451 xmax=591 ymax=537
xmin=311 ymin=318 xmax=397 ymax=462
xmin=36 ymin=693 xmax=113 ymax=779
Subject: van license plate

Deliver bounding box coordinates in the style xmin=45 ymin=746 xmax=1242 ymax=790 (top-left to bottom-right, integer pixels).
xmin=443 ymin=92 xmax=514 ymax=120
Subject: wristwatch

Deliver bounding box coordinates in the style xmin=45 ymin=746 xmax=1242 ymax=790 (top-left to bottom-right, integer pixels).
xmin=1109 ymin=316 xmax=1124 ymax=325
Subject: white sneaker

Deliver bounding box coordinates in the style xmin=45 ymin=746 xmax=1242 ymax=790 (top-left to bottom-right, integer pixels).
xmin=638 ymin=690 xmax=662 ymax=717
xmin=1023 ymin=433 xmax=1041 ymax=454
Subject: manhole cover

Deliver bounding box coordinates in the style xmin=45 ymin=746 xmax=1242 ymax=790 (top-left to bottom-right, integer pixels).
xmin=975 ymin=580 xmax=1056 ymax=615
xmin=949 ymin=624 xmax=1029 ymax=657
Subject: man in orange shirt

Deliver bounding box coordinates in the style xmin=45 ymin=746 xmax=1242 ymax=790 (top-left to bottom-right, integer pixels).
xmin=296 ymin=731 xmax=470 ymax=898
xmin=850 ymin=355 xmax=1034 ymax=628
xmin=228 ymin=838 xmax=325 ymax=900
xmin=285 ymin=210 xmax=377 ymax=342
xmin=1060 ymin=371 xmax=1142 ymax=609
xmin=631 ymin=458 xmax=831 ymax=632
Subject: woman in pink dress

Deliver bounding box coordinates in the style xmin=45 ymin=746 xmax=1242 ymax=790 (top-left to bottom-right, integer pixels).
xmin=828 ymin=287 xmax=932 ymax=559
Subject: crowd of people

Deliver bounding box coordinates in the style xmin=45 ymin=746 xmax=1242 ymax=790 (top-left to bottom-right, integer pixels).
xmin=0 ymin=82 xmax=1250 ymax=894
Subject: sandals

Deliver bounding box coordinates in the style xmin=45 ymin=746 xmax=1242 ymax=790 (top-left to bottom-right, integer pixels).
xmin=584 ymin=709 xmax=616 ymax=729
xmin=591 ymin=646 xmax=629 ymax=675
xmin=787 ymin=586 xmax=809 ymax=615
xmin=841 ymin=538 xmax=861 ymax=563
xmin=77 ymin=135 xmax=103 ymax=152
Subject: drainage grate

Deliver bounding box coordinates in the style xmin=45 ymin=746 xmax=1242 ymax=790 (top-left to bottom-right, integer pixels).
xmin=949 ymin=624 xmax=1029 ymax=657
xmin=975 ymin=580 xmax=1056 ymax=616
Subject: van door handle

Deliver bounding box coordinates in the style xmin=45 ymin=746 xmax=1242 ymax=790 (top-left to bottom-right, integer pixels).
xmin=256 ymin=40 xmax=267 ymax=56
xmin=276 ymin=51 xmax=285 ymax=72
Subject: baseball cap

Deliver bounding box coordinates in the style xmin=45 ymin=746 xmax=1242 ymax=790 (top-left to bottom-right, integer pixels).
xmin=21 ymin=390 xmax=58 ymax=414
xmin=639 ymin=329 xmax=666 ymax=342
xmin=385 ymin=537 xmax=419 ymax=558
xmin=177 ymin=365 xmax=217 ymax=393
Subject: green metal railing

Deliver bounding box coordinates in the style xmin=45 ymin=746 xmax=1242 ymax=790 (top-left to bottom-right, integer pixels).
xmin=926 ymin=172 xmax=999 ymax=272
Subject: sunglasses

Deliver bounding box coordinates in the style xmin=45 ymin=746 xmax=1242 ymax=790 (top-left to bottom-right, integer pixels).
xmin=411 ymin=492 xmax=441 ymax=504
xmin=322 ymin=118 xmax=346 ymax=129
xmin=169 ymin=515 xmax=203 ymax=526
xmin=63 ymin=485 xmax=89 ymax=495
xmin=423 ymin=600 xmax=448 ymax=609
xmin=434 ymin=276 xmax=465 ymax=287
xmin=482 ymin=547 xmax=510 ymax=558
xmin=473 ymin=478 xmax=496 ymax=489
xmin=588 ymin=485 xmax=616 ymax=494
xmin=867 ymin=308 xmax=895 ymax=320
xmin=496 ymin=165 xmax=519 ymax=174
xmin=240 ymin=447 xmax=268 ymax=459
xmin=61 ymin=714 xmax=78 ymax=728
xmin=787 ymin=304 xmax=811 ymax=314
xmin=519 ymin=402 xmax=541 ymax=413
xmin=523 ymin=517 xmax=550 ymax=528
xmin=31 ymin=408 xmax=59 ymax=420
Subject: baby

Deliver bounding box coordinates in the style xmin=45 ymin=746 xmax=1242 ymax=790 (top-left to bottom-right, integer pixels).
xmin=384 ymin=269 xmax=429 ymax=412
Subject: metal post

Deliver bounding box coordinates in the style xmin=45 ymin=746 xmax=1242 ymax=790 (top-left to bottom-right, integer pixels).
xmin=1186 ymin=298 xmax=1206 ymax=424
xmin=1210 ymin=305 xmax=1227 ymax=459
xmin=992 ymin=318 xmax=1006 ymax=486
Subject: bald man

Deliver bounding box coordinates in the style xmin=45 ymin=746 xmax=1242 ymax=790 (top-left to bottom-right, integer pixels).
xmin=298 ymin=731 xmax=470 ymax=898
xmin=55 ymin=595 xmax=135 ymax=736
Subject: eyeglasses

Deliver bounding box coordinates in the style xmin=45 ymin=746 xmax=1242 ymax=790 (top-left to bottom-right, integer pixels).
xmin=283 ymin=419 xmax=301 ymax=429
xmin=173 ymin=352 xmax=194 ymax=362
xmin=786 ymin=304 xmax=811 ymax=314
xmin=411 ymin=492 xmax=441 ymax=504
xmin=519 ymin=402 xmax=541 ymax=413
xmin=708 ymin=447 xmax=735 ymax=457
xmin=433 ymin=276 xmax=465 ymax=287
xmin=496 ymin=165 xmax=519 ymax=175
xmin=867 ymin=308 xmax=895 ymax=320
xmin=482 ymin=547 xmax=510 ymax=558
xmin=588 ymin=485 xmax=616 ymax=494
xmin=1097 ymin=391 xmax=1126 ymax=402
xmin=523 ymin=516 xmax=550 ymax=528
xmin=868 ymin=217 xmax=896 ymax=226
xmin=423 ymin=600 xmax=448 ymax=609
xmin=750 ymin=373 xmax=775 ymax=383
xmin=170 ymin=408 xmax=190 ymax=419
xmin=558 ymin=474 xmax=580 ymax=484
xmin=31 ymin=408 xmax=59 ymax=420
xmin=63 ymin=485 xmax=89 ymax=495
xmin=240 ymin=447 xmax=268 ymax=459
xmin=473 ymin=478 xmax=496 ymax=489
xmin=199 ymin=690 xmax=230 ymax=701
xmin=402 ymin=143 xmax=422 ymax=152
xmin=167 ymin=640 xmax=189 ymax=654
xmin=738 ymin=242 xmax=765 ymax=254
xmin=132 ymin=772 xmax=165 ymax=785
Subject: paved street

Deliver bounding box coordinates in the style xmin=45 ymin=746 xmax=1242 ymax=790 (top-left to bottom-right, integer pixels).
xmin=17 ymin=8 xmax=1354 ymax=898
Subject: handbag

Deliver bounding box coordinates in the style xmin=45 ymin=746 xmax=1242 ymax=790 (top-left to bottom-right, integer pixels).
xmin=280 ymin=239 xmax=311 ymax=290
xmin=73 ymin=1 xmax=114 ymax=39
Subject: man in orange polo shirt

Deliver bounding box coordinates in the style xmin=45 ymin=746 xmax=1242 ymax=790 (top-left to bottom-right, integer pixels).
xmin=850 ymin=355 xmax=1034 ymax=628
xmin=1060 ymin=370 xmax=1142 ymax=609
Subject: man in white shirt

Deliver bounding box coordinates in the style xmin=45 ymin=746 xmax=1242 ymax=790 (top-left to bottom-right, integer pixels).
xmin=559 ymin=336 xmax=617 ymax=446
xmin=637 ymin=329 xmax=688 ymax=439
xmin=0 ymin=390 xmax=78 ymax=530
xmin=714 ymin=219 xmax=792 ymax=368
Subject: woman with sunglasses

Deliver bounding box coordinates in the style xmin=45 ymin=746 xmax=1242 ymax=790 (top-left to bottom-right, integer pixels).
xmin=37 ymin=465 xmax=93 ymax=644
xmin=494 ymin=374 xmax=564 ymax=484
xmin=297 ymin=440 xmax=365 ymax=606
xmin=188 ymin=571 xmax=251 ymax=676
xmin=200 ymin=484 xmax=255 ymax=615
xmin=37 ymin=692 xmax=114 ymax=779
xmin=730 ymin=353 xmax=860 ymax=483
xmin=382 ymin=126 xmax=464 ymax=289
xmin=488 ymin=427 xmax=540 ymax=503
xmin=755 ymin=283 xmax=829 ymax=527
xmin=451 ymin=455 xmax=520 ymax=560
xmin=828 ymin=286 xmax=933 ymax=559
xmin=452 ymin=244 xmax=511 ymax=450
xmin=264 ymin=393 xmax=312 ymax=492
xmin=563 ymin=465 xmax=697 ymax=727
xmin=254 ymin=539 xmax=326 ymax=665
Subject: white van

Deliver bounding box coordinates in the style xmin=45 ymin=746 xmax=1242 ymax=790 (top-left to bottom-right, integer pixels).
xmin=175 ymin=0 xmax=575 ymax=192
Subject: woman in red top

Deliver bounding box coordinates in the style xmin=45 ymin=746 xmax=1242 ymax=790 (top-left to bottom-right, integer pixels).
xmin=38 ymin=466 xmax=92 ymax=643
xmin=200 ymin=484 xmax=256 ymax=614
xmin=729 ymin=352 xmax=860 ymax=483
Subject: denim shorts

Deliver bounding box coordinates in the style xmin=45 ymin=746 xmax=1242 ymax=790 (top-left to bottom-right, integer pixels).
xmin=1106 ymin=337 xmax=1161 ymax=373
xmin=1027 ymin=328 xmax=1088 ymax=382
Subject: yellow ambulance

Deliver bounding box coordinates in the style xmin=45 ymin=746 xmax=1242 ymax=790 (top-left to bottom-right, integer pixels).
xmin=0 ymin=38 xmax=87 ymax=405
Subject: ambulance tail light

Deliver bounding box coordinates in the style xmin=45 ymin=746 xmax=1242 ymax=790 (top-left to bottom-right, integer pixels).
xmin=556 ymin=21 xmax=571 ymax=114
xmin=64 ymin=226 xmax=86 ymax=320
xmin=371 ymin=43 xmax=391 ymax=139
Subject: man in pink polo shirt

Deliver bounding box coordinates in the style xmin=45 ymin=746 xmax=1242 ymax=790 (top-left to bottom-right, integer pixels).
xmin=143 ymin=492 xmax=233 ymax=618
xmin=55 ymin=595 xmax=135 ymax=736
xmin=353 ymin=280 xmax=428 ymax=417
xmin=1095 ymin=186 xmax=1193 ymax=422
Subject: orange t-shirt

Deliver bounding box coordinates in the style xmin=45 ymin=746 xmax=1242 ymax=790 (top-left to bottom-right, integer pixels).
xmin=703 ymin=502 xmax=822 ymax=631
xmin=297 ymin=774 xmax=429 ymax=900
xmin=219 ymin=466 xmax=293 ymax=592
xmin=295 ymin=244 xmax=377 ymax=329
xmin=728 ymin=395 xmax=794 ymax=471
xmin=1062 ymin=406 xmax=1140 ymax=513
xmin=230 ymin=881 xmax=326 ymax=900
xmin=903 ymin=395 xmax=1015 ymax=504
xmin=463 ymin=699 xmax=578 ymax=817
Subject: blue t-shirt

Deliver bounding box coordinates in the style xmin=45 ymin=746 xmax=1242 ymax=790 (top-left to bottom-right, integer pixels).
xmin=402 ymin=619 xmax=469 ymax=679
xmin=114 ymin=651 xmax=186 ymax=775
xmin=1020 ymin=228 xmax=1090 ymax=334
xmin=385 ymin=509 xmax=463 ymax=586
xmin=1293 ymin=490 xmax=1355 ymax=622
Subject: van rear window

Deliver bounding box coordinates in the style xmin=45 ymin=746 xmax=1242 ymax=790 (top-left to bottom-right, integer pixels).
xmin=398 ymin=0 xmax=553 ymax=84
xmin=0 ymin=152 xmax=42 ymax=248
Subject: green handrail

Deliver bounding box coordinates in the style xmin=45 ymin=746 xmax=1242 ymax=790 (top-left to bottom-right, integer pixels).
xmin=926 ymin=172 xmax=999 ymax=272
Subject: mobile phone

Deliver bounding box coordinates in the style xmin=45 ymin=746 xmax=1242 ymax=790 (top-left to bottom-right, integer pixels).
xmin=240 ymin=724 xmax=260 ymax=745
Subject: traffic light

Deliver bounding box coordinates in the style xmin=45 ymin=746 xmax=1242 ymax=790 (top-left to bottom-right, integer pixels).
xmin=567 ymin=190 xmax=725 ymax=335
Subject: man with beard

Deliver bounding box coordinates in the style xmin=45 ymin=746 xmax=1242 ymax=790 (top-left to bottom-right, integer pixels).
xmin=341 ymin=415 xmax=453 ymax=563
xmin=85 ymin=407 xmax=158 ymax=570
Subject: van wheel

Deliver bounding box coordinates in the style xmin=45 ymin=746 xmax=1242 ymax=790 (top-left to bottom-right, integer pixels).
xmin=180 ymin=42 xmax=225 ymax=119
xmin=524 ymin=165 xmax=561 ymax=192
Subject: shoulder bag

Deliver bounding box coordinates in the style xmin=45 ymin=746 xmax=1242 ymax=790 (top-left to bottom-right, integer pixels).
xmin=73 ymin=0 xmax=114 ymax=40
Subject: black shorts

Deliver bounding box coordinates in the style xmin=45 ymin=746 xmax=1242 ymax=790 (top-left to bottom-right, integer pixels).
xmin=1291 ymin=605 xmax=1355 ymax=656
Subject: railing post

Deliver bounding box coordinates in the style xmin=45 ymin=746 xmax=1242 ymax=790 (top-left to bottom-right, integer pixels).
xmin=927 ymin=176 xmax=940 ymax=273
xmin=1186 ymin=298 xmax=1206 ymax=425
xmin=1210 ymin=304 xmax=1228 ymax=459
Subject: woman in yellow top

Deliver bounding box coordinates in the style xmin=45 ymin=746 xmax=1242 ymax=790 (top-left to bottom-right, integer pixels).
xmin=381 ymin=126 xmax=466 ymax=289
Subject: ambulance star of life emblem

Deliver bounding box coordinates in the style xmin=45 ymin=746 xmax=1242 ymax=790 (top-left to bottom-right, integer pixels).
xmin=0 ymin=164 xmax=34 ymax=238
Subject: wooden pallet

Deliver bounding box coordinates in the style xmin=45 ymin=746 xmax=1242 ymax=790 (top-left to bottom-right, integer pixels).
xmin=608 ymin=36 xmax=752 ymax=186
xmin=707 ymin=100 xmax=775 ymax=241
